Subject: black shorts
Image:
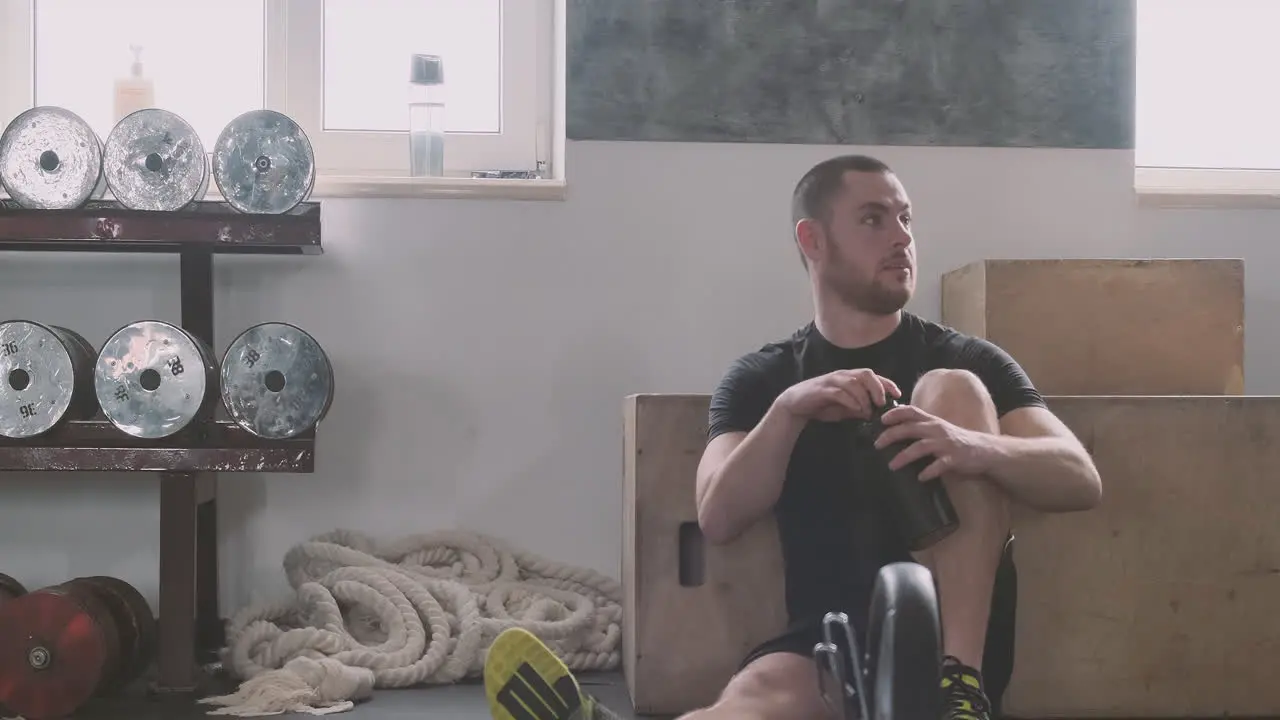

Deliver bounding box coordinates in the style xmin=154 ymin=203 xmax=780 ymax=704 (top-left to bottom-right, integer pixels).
xmin=738 ymin=537 xmax=1019 ymax=716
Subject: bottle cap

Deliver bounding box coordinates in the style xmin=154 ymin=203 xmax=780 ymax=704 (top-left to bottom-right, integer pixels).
xmin=410 ymin=54 xmax=443 ymax=85
xmin=130 ymin=44 xmax=145 ymax=77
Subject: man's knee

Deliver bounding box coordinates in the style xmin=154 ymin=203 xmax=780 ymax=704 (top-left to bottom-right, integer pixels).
xmin=682 ymin=653 xmax=825 ymax=720
xmin=911 ymin=368 xmax=1010 ymax=522
xmin=912 ymin=369 xmax=997 ymax=431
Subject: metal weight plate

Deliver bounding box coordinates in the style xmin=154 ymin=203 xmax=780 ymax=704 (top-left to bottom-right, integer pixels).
xmin=89 ymin=131 xmax=110 ymax=202
xmin=211 ymin=109 xmax=315 ymax=214
xmin=0 ymin=575 xmax=26 ymax=716
xmin=103 ymin=109 xmax=209 ymax=211
xmin=70 ymin=576 xmax=155 ymax=691
xmin=0 ymin=106 xmax=104 ymax=209
xmin=865 ymin=562 xmax=943 ymax=720
xmin=220 ymin=322 xmax=334 ymax=439
xmin=0 ymin=321 xmax=100 ymax=439
xmin=57 ymin=579 xmax=134 ymax=694
xmin=0 ymin=573 xmax=25 ymax=605
xmin=94 ymin=320 xmax=218 ymax=439
xmin=0 ymin=583 xmax=122 ymax=720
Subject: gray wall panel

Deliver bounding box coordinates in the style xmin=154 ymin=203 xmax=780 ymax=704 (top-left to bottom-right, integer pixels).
xmin=566 ymin=0 xmax=1135 ymax=149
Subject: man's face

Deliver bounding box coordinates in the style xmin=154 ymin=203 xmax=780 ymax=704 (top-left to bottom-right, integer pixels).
xmin=805 ymin=170 xmax=916 ymax=315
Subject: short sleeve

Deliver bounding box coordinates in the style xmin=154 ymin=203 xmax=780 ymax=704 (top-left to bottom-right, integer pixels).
xmin=942 ymin=336 xmax=1046 ymax=418
xmin=707 ymin=349 xmax=786 ymax=441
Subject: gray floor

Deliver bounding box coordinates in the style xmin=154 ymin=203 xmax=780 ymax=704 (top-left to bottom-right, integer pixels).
xmin=333 ymin=673 xmax=639 ymax=720
xmin=71 ymin=672 xmax=640 ymax=720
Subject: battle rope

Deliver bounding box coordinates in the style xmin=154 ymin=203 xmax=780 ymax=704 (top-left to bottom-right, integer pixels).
xmin=199 ymin=529 xmax=622 ymax=716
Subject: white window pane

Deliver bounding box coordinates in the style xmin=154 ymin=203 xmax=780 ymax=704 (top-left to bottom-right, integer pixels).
xmin=1136 ymin=0 xmax=1280 ymax=170
xmin=322 ymin=0 xmax=500 ymax=134
xmin=33 ymin=0 xmax=264 ymax=150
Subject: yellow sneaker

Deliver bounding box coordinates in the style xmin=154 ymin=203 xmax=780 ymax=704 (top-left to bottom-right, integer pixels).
xmin=941 ymin=655 xmax=993 ymax=720
xmin=485 ymin=627 xmax=595 ymax=720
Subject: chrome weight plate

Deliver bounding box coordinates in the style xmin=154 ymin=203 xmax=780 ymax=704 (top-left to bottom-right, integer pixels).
xmin=103 ymin=109 xmax=208 ymax=211
xmin=0 ymin=321 xmax=99 ymax=439
xmin=0 ymin=106 xmax=104 ymax=209
xmin=94 ymin=321 xmax=218 ymax=439
xmin=211 ymin=109 xmax=315 ymax=214
xmin=221 ymin=322 xmax=333 ymax=439
xmin=89 ymin=131 xmax=110 ymax=201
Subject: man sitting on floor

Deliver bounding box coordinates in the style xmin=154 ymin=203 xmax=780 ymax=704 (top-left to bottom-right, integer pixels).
xmin=484 ymin=155 xmax=1102 ymax=720
xmin=687 ymin=154 xmax=1101 ymax=720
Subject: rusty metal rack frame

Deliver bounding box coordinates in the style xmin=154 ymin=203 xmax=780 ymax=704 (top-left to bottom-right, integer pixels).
xmin=0 ymin=198 xmax=323 ymax=693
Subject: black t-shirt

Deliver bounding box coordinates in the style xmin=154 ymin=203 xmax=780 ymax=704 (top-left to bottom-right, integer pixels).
xmin=707 ymin=312 xmax=1045 ymax=628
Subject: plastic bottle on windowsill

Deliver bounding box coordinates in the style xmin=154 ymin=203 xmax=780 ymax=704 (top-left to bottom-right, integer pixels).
xmin=114 ymin=44 xmax=155 ymax=124
xmin=408 ymin=54 xmax=445 ymax=178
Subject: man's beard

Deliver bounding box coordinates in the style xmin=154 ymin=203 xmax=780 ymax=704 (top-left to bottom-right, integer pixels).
xmin=824 ymin=244 xmax=912 ymax=315
xmin=830 ymin=272 xmax=911 ymax=315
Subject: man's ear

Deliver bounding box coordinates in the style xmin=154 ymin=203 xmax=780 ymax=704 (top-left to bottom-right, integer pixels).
xmin=794 ymin=217 xmax=823 ymax=264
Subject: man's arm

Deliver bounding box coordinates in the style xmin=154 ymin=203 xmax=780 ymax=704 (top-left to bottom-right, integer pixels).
xmin=985 ymin=406 xmax=1101 ymax=513
xmin=946 ymin=335 xmax=1102 ymax=513
xmin=696 ymin=401 xmax=805 ymax=545
xmin=695 ymin=350 xmax=805 ymax=546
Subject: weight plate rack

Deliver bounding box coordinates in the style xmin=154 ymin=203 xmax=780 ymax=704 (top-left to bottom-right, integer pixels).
xmin=0 ymin=197 xmax=323 ymax=697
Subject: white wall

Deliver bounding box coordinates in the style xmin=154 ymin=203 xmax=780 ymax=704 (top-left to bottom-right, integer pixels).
xmin=0 ymin=140 xmax=1276 ymax=612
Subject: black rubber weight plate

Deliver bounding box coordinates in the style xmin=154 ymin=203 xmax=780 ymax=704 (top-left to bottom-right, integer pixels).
xmin=74 ymin=576 xmax=155 ymax=689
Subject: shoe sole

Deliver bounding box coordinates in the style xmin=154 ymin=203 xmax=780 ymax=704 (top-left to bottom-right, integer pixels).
xmin=485 ymin=627 xmax=591 ymax=720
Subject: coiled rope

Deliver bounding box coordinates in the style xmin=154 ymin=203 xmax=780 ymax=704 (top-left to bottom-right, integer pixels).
xmin=199 ymin=529 xmax=622 ymax=716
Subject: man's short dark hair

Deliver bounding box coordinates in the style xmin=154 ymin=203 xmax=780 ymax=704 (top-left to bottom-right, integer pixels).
xmin=790 ymin=154 xmax=893 ymax=267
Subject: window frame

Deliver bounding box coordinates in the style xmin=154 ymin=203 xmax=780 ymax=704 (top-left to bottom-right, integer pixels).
xmin=1135 ymin=167 xmax=1280 ymax=209
xmin=279 ymin=0 xmax=541 ymax=178
xmin=0 ymin=0 xmax=564 ymax=201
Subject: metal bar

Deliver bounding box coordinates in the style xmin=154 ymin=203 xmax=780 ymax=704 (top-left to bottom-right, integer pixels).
xmin=179 ymin=248 xmax=224 ymax=665
xmin=0 ymin=445 xmax=315 ymax=472
xmin=196 ymin=493 xmax=222 ymax=659
xmin=0 ymin=419 xmax=315 ymax=448
xmin=180 ymin=249 xmax=215 ymax=351
xmin=0 ymin=200 xmax=322 ymax=253
xmin=156 ymin=472 xmax=199 ymax=692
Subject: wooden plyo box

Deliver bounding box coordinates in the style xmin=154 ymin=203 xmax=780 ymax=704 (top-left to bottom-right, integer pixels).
xmin=1005 ymin=395 xmax=1280 ymax=718
xmin=940 ymin=259 xmax=1245 ymax=396
xmin=622 ymin=394 xmax=786 ymax=716
xmin=623 ymin=393 xmax=1280 ymax=718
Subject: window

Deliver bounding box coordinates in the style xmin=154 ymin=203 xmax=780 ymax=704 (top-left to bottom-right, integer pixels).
xmin=28 ymin=0 xmax=265 ymax=152
xmin=1135 ymin=0 xmax=1280 ymax=202
xmin=0 ymin=0 xmax=560 ymax=199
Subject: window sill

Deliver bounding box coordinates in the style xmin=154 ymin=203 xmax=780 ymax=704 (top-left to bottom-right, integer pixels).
xmin=1136 ymin=166 xmax=1280 ymax=210
xmin=0 ymin=174 xmax=568 ymax=208
xmin=310 ymin=174 xmax=567 ymax=202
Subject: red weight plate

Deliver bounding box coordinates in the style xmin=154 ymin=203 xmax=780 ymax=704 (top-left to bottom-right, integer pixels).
xmin=0 ymin=573 xmax=25 ymax=604
xmin=0 ymin=586 xmax=118 ymax=719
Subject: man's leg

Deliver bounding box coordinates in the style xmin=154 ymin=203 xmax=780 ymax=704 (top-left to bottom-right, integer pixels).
xmin=908 ymin=368 xmax=1011 ymax=718
xmin=676 ymin=652 xmax=828 ymax=720
xmin=486 ymin=627 xmax=828 ymax=720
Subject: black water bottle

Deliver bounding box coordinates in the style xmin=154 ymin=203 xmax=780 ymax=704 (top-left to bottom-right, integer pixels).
xmin=855 ymin=398 xmax=959 ymax=552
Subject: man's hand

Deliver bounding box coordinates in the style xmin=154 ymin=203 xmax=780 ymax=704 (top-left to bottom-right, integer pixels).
xmin=776 ymin=369 xmax=902 ymax=422
xmin=873 ymin=404 xmax=996 ymax=481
